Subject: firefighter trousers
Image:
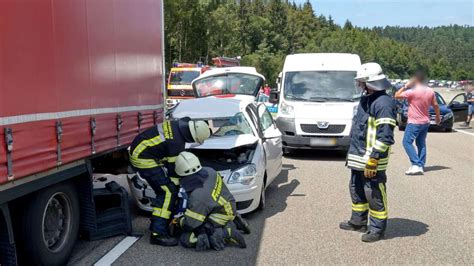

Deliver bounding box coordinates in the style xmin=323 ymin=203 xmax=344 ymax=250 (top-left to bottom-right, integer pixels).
xmin=138 ymin=167 xmax=178 ymax=235
xmin=349 ymin=170 xmax=388 ymax=234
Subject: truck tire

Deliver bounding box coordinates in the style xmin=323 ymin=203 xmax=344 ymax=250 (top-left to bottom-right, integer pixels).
xmin=21 ymin=182 xmax=80 ymax=265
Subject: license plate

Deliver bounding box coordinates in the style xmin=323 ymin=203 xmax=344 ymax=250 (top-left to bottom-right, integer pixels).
xmin=310 ymin=138 xmax=337 ymax=146
xmin=430 ymin=120 xmax=437 ymax=125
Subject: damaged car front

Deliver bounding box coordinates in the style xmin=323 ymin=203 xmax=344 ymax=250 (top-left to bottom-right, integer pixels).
xmin=171 ymin=97 xmax=282 ymax=213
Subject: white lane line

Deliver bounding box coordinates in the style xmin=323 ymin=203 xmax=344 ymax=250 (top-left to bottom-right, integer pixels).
xmin=454 ymin=128 xmax=474 ymax=136
xmin=94 ymin=236 xmax=140 ymax=266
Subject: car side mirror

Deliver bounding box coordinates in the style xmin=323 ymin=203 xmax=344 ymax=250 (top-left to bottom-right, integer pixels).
xmin=269 ymin=91 xmax=279 ymax=104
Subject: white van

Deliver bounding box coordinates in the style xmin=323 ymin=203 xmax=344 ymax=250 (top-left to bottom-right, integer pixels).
xmin=273 ymin=53 xmax=362 ymax=151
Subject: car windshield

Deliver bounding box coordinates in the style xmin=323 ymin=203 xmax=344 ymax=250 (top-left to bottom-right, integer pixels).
xmin=169 ymin=70 xmax=200 ymax=85
xmin=211 ymin=112 xmax=254 ymax=137
xmin=435 ymin=93 xmax=446 ymax=105
xmin=284 ymin=71 xmax=360 ymax=102
xmin=193 ymin=73 xmax=263 ymax=97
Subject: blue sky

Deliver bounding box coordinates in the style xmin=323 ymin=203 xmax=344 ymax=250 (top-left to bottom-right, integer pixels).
xmin=293 ymin=0 xmax=473 ymax=27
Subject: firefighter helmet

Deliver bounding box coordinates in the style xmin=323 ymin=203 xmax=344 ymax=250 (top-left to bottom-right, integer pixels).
xmin=189 ymin=120 xmax=210 ymax=144
xmin=175 ymin=152 xmax=202 ymax=177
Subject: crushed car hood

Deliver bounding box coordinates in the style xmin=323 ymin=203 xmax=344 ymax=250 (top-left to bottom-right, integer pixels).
xmin=187 ymin=134 xmax=259 ymax=150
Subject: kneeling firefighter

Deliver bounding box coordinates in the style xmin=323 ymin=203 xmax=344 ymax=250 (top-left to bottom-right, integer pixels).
xmin=340 ymin=63 xmax=396 ymax=242
xmin=174 ymin=152 xmax=249 ymax=251
xmin=129 ymin=118 xmax=211 ymax=246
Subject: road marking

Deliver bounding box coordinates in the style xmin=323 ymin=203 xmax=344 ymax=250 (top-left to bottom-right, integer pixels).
xmin=454 ymin=128 xmax=474 ymax=136
xmin=94 ymin=236 xmax=140 ymax=266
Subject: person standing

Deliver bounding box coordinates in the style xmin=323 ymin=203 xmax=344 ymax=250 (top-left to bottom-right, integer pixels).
xmin=340 ymin=63 xmax=396 ymax=242
xmin=462 ymin=86 xmax=473 ymax=127
xmin=263 ymin=83 xmax=271 ymax=96
xmin=394 ymin=71 xmax=440 ymax=175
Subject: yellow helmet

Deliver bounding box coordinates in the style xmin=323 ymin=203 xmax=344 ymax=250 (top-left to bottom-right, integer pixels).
xmin=175 ymin=152 xmax=202 ymax=177
xmin=189 ymin=120 xmax=210 ymax=144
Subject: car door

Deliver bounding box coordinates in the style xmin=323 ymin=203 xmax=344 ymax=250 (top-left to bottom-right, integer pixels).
xmin=448 ymin=93 xmax=468 ymax=122
xmin=257 ymin=104 xmax=282 ymax=184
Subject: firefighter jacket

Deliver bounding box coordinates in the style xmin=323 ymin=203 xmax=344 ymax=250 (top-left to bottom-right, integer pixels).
xmin=129 ymin=119 xmax=194 ymax=175
xmin=180 ymin=167 xmax=237 ymax=232
xmin=347 ymin=91 xmax=396 ymax=171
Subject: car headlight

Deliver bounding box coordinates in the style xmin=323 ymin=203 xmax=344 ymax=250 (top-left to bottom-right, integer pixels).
xmin=228 ymin=164 xmax=257 ymax=185
xmin=280 ymin=101 xmax=294 ymax=116
xmin=443 ymin=112 xmax=453 ymax=120
xmin=353 ymin=105 xmax=358 ymax=117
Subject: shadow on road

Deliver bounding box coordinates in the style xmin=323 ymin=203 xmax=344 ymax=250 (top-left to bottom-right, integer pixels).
xmin=385 ymin=218 xmax=429 ymax=240
xmin=285 ymin=149 xmax=346 ymax=162
xmin=246 ymin=164 xmax=300 ymax=220
xmin=423 ymin=165 xmax=451 ymax=173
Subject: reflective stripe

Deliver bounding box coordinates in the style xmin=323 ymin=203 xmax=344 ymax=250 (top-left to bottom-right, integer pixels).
xmin=166 ymin=156 xmax=177 ymax=163
xmin=373 ymin=140 xmax=389 ymax=152
xmin=170 ymin=177 xmax=180 ymax=186
xmin=211 ymin=175 xmax=223 ymax=201
xmin=131 ymin=135 xmax=163 ymax=158
xmin=130 ymin=133 xmax=164 ymax=169
xmin=130 ymin=158 xmax=161 ymax=169
xmin=158 ymin=185 xmax=172 ymax=219
xmin=152 ymin=207 xmax=171 ymax=219
xmin=0 ymin=104 xmax=163 ymax=126
xmin=352 ymin=203 xmax=369 ymax=212
xmin=366 ymin=117 xmax=377 ymax=151
xmin=347 ymin=153 xmax=390 ymax=171
xmin=369 ymin=209 xmax=387 ymax=219
xmin=189 ymin=232 xmax=197 ymax=244
xmin=379 ymin=183 xmax=388 ymax=214
xmin=209 ymin=214 xmax=229 ymax=225
xmin=185 ymin=209 xmax=206 ymax=222
xmin=218 ymin=197 xmax=234 ymax=218
xmin=369 ymin=183 xmax=388 ymax=220
xmin=375 ymin=118 xmax=397 ymax=127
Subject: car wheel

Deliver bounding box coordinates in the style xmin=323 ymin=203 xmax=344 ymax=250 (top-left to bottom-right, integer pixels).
xmin=20 ymin=182 xmax=80 ymax=265
xmin=258 ymin=181 xmax=266 ymax=211
xmin=445 ymin=127 xmax=453 ymax=132
xmin=283 ymin=147 xmax=291 ymax=156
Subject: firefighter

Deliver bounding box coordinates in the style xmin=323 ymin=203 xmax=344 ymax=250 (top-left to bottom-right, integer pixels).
xmin=340 ymin=63 xmax=396 ymax=243
xmin=129 ymin=118 xmax=211 ymax=246
xmin=174 ymin=152 xmax=247 ymax=251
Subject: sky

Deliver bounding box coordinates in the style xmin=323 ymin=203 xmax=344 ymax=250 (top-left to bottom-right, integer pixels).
xmin=293 ymin=0 xmax=473 ymax=27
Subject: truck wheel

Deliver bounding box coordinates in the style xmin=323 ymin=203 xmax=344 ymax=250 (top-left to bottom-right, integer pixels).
xmin=21 ymin=182 xmax=80 ymax=265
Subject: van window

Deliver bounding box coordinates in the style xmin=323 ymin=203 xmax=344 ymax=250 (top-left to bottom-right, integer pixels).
xmin=283 ymin=71 xmax=360 ymax=102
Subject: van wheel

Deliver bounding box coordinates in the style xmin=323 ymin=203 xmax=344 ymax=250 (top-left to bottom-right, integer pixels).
xmin=21 ymin=182 xmax=80 ymax=265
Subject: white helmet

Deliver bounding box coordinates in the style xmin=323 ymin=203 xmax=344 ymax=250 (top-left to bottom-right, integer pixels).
xmin=175 ymin=152 xmax=202 ymax=177
xmin=189 ymin=120 xmax=211 ymax=144
xmin=355 ymin=62 xmax=391 ymax=91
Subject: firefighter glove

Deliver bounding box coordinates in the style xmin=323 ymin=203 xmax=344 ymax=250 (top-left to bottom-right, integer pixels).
xmin=209 ymin=227 xmax=226 ymax=251
xmin=195 ymin=232 xmax=210 ymax=252
xmin=364 ymin=158 xmax=379 ymax=178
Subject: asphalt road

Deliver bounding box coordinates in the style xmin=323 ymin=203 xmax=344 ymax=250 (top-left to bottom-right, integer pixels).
xmin=69 ymin=129 xmax=473 ymax=265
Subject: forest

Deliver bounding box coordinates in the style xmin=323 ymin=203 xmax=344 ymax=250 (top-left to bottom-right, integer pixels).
xmin=164 ymin=0 xmax=473 ymax=85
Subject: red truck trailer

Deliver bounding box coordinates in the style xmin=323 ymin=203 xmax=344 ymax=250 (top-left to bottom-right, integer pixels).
xmin=0 ymin=1 xmax=165 ymax=264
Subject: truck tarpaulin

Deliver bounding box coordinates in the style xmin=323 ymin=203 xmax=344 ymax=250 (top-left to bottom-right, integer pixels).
xmin=0 ymin=0 xmax=165 ymax=184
